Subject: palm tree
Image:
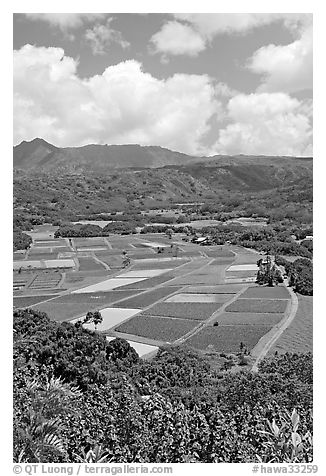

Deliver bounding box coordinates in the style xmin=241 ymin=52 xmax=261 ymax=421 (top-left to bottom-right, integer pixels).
xmin=14 ymin=377 xmax=81 ymax=463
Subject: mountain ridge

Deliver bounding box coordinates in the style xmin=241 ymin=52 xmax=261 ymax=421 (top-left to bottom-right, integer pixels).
xmin=14 ymin=138 xmax=313 ymax=173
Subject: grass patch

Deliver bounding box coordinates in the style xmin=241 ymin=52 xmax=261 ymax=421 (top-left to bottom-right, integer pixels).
xmin=240 ymin=286 xmax=290 ymax=300
xmin=78 ymin=258 xmax=106 ymax=272
xmin=13 ymin=295 xmax=55 ymax=308
xmin=112 ymin=287 xmax=182 ymax=309
xmin=225 ymin=299 xmax=288 ymax=314
xmin=204 ymin=250 xmax=235 ymax=258
xmin=168 ymin=274 xmax=221 ymax=285
xmin=26 ymin=253 xmax=58 ymax=260
xmin=115 ymin=315 xmax=198 ymax=342
xmin=216 ymin=312 xmax=284 ymax=326
xmin=269 ymin=295 xmax=313 ymax=354
xmin=114 ymin=275 xmax=174 ymax=290
xmin=131 ymin=260 xmax=188 ymax=271
xmin=166 ymin=293 xmax=232 ymax=303
xmin=142 ymin=302 xmax=223 ymax=320
xmin=185 ymin=285 xmax=244 ymax=294
xmin=53 ymin=290 xmax=139 ymax=305
xmin=186 ymin=325 xmax=272 ymax=353
xmin=225 ymin=270 xmax=258 ymax=278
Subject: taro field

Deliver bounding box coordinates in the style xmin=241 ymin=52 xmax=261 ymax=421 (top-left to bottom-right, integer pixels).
xmin=14 ymin=237 xmax=298 ymax=357
xmin=268 ymin=295 xmax=313 ymax=354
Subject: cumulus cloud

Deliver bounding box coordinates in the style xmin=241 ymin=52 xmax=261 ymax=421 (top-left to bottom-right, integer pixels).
xmin=248 ymin=25 xmax=312 ymax=93
xmin=150 ymin=21 xmax=206 ymax=57
xmin=24 ymin=13 xmax=106 ymax=30
xmin=150 ymin=13 xmax=311 ymax=58
xmin=85 ymin=18 xmax=130 ymax=55
xmin=211 ymin=92 xmax=312 ymax=156
xmin=13 ymin=45 xmax=219 ymax=154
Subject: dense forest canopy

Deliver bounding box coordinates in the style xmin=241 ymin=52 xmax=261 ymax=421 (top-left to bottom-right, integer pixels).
xmin=14 ymin=309 xmax=313 ymax=464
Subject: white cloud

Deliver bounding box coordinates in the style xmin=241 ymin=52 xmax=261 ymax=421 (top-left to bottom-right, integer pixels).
xmin=248 ymin=26 xmax=312 ymax=93
xmin=150 ymin=13 xmax=312 ymax=58
xmin=211 ymin=92 xmax=312 ymax=156
xmin=24 ymin=13 xmax=106 ymax=30
xmin=150 ymin=21 xmax=206 ymax=57
xmin=14 ymin=45 xmax=219 ymax=155
xmin=85 ymin=18 xmax=130 ymax=55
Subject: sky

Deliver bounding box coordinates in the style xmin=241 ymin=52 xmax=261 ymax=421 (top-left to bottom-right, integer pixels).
xmin=13 ymin=13 xmax=313 ymax=156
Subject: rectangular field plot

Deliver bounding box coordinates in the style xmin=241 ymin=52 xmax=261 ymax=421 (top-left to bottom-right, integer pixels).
xmin=112 ymin=287 xmax=181 ymax=309
xmin=240 ymin=286 xmax=290 ymax=300
xmin=114 ymin=275 xmax=174 ymax=290
xmin=14 ymin=295 xmax=54 ymax=308
xmin=209 ymin=258 xmax=235 ymax=265
xmin=186 ymin=325 xmax=272 ymax=353
xmin=225 ymin=277 xmax=256 ymax=284
xmin=185 ymin=284 xmax=245 ymax=294
xmin=115 ymin=315 xmax=198 ymax=342
xmin=29 ymin=247 xmax=53 ymax=254
xmin=94 ymin=255 xmax=123 ymax=267
xmin=167 ymin=274 xmax=221 ymax=286
xmin=44 ymin=259 xmax=75 ymax=269
xmin=216 ymin=312 xmax=284 ymax=326
xmin=204 ymin=250 xmax=235 ymax=258
xmin=232 ymin=252 xmax=264 ymax=265
xmin=269 ymin=295 xmax=313 ymax=354
xmin=73 ymin=238 xmax=107 ymax=246
xmin=72 ymin=307 xmax=141 ymax=332
xmin=117 ymin=269 xmax=172 ymax=278
xmin=131 ymin=260 xmax=187 ymax=270
xmin=53 ymin=290 xmax=139 ymax=305
xmin=31 ymin=301 xmax=105 ymax=321
xmin=166 ymin=293 xmax=232 ymax=303
xmin=27 ymin=253 xmax=58 ymax=261
xmin=228 ymin=264 xmax=259 ymax=271
xmin=225 ymin=270 xmax=258 ymax=278
xmin=129 ymin=252 xmax=156 ymax=260
xmin=72 ymin=277 xmax=147 ymax=293
xmin=78 ymin=258 xmax=106 ymax=272
xmin=225 ymin=299 xmax=288 ymax=314
xmin=106 ymin=337 xmax=158 ymax=357
xmin=142 ymin=302 xmax=223 ymax=320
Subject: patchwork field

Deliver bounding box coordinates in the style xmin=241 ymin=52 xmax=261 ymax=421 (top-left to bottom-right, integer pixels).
xmin=225 ymin=299 xmax=288 ymax=314
xmin=142 ymin=302 xmax=223 ymax=320
xmin=117 ymin=269 xmax=172 ymax=278
xmin=72 ymin=277 xmax=147 ymax=293
xmin=269 ymin=295 xmax=313 ymax=354
xmin=72 ymin=307 xmax=141 ymax=332
xmin=225 ymin=270 xmax=258 ymax=278
xmin=114 ymin=275 xmax=174 ymax=290
xmin=53 ymin=290 xmax=139 ymax=305
xmin=186 ymin=325 xmax=273 ymax=353
xmin=166 ymin=293 xmax=232 ymax=303
xmin=78 ymin=257 xmax=106 ymax=272
xmin=185 ymin=284 xmax=245 ymax=294
xmin=112 ymin=287 xmax=182 ymax=309
xmin=115 ymin=315 xmax=198 ymax=342
xmin=130 ymin=260 xmax=187 ymax=270
xmin=229 ymin=264 xmax=258 ymax=271
xmin=240 ymin=286 xmax=290 ymax=300
xmin=202 ymin=249 xmax=235 ymax=258
xmin=167 ymin=274 xmax=222 ymax=286
xmin=13 ymin=295 xmax=55 ymax=308
xmin=216 ymin=312 xmax=284 ymax=326
xmin=31 ymin=300 xmax=103 ymax=321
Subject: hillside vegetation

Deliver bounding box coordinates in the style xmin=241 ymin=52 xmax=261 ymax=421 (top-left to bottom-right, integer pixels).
xmin=14 ymin=309 xmax=313 ymax=464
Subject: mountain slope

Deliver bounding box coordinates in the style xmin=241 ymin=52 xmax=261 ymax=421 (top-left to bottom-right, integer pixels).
xmin=13 ymin=139 xmax=206 ymax=171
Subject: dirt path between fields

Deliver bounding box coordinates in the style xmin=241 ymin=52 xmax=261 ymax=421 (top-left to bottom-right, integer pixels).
xmin=251 ymin=283 xmax=299 ymax=372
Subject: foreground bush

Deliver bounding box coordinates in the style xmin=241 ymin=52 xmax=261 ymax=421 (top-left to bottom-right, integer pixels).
xmin=13 ymin=310 xmax=313 ymax=463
